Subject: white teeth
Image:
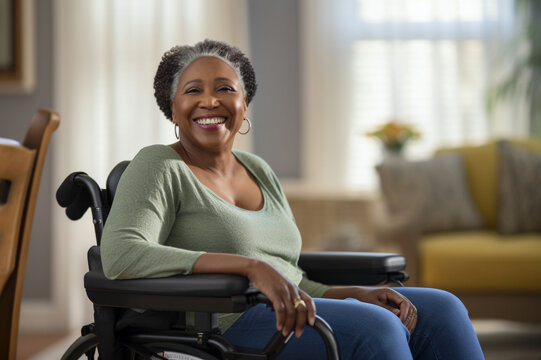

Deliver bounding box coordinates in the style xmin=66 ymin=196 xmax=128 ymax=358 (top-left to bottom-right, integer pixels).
xmin=195 ymin=117 xmax=226 ymax=125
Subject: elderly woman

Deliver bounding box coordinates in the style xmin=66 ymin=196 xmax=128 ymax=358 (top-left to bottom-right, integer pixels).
xmin=101 ymin=39 xmax=484 ymax=359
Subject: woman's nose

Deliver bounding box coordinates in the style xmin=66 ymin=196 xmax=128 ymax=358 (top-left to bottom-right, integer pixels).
xmin=199 ymin=93 xmax=219 ymax=108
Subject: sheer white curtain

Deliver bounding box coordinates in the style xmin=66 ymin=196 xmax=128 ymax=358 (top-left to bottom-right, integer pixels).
xmin=301 ymin=0 xmax=520 ymax=192
xmin=53 ymin=0 xmax=249 ymax=329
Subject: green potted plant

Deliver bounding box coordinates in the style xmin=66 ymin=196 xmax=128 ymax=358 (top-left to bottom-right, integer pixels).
xmin=487 ymin=0 xmax=541 ymax=138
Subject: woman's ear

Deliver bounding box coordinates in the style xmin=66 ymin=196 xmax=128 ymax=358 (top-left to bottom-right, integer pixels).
xmin=243 ymin=100 xmax=248 ymax=119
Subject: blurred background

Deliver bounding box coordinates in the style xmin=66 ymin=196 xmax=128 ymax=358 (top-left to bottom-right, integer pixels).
xmin=1 ymin=0 xmax=540 ymax=358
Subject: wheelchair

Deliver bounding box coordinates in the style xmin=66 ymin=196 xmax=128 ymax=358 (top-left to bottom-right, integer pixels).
xmin=56 ymin=161 xmax=409 ymax=359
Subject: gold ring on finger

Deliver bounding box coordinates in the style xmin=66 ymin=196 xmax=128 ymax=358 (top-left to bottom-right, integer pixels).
xmin=293 ymin=298 xmax=306 ymax=310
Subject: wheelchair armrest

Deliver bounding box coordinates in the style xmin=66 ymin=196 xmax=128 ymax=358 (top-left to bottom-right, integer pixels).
xmin=84 ymin=270 xmax=256 ymax=313
xmin=298 ymin=251 xmax=407 ymax=286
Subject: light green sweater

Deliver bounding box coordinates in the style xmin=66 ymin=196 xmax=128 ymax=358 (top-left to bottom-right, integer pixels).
xmin=101 ymin=145 xmax=329 ymax=331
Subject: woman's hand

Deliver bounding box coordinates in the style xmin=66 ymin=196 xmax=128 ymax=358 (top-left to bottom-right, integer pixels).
xmin=246 ymin=260 xmax=316 ymax=338
xmin=359 ymin=288 xmax=417 ymax=334
xmin=192 ymin=253 xmax=315 ymax=338
xmin=324 ymin=286 xmax=417 ymax=334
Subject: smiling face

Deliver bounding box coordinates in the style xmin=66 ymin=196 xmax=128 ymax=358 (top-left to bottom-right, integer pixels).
xmin=171 ymin=56 xmax=248 ymax=153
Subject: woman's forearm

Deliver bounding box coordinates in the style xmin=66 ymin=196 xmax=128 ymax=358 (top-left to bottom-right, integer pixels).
xmin=192 ymin=252 xmax=260 ymax=277
xmin=322 ymin=286 xmax=367 ymax=299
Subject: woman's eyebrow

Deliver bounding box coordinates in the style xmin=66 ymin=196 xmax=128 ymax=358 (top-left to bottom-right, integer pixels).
xmin=215 ymin=77 xmax=233 ymax=83
xmin=182 ymin=79 xmax=202 ymax=90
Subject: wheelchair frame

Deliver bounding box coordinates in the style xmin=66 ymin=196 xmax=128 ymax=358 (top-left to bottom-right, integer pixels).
xmin=57 ymin=161 xmax=408 ymax=359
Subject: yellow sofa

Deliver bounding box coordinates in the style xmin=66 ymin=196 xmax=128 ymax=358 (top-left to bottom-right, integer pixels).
xmin=375 ymin=139 xmax=541 ymax=322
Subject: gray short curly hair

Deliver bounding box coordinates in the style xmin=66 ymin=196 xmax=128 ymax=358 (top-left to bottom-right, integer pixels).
xmin=154 ymin=39 xmax=257 ymax=121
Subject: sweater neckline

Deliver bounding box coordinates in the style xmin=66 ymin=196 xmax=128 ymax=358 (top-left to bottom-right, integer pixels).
xmin=162 ymin=145 xmax=268 ymax=213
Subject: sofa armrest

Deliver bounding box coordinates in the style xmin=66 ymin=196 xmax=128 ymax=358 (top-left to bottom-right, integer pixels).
xmin=371 ymin=201 xmax=422 ymax=244
xmin=299 ymin=251 xmax=407 ymax=285
xmin=370 ymin=200 xmax=423 ymax=284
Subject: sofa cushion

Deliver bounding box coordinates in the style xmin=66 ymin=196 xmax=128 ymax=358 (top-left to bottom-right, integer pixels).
xmin=437 ymin=138 xmax=541 ymax=229
xmin=498 ymin=141 xmax=541 ymax=234
xmin=420 ymin=231 xmax=541 ymax=292
xmin=377 ymin=153 xmax=482 ymax=233
xmin=437 ymin=142 xmax=498 ymax=228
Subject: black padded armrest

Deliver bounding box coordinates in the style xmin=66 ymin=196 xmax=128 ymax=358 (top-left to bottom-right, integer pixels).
xmin=298 ymin=252 xmax=407 ymax=286
xmin=84 ymin=270 xmax=254 ymax=313
xmin=85 ymin=251 xmax=407 ymax=313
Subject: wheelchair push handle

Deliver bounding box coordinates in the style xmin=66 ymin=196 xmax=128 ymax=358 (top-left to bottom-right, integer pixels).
xmin=56 ymin=171 xmax=108 ymax=242
xmin=56 ymin=171 xmax=87 ymax=208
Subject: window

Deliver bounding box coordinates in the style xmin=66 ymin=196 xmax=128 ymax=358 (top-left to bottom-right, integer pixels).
xmin=346 ymin=0 xmax=515 ymax=189
xmin=301 ymin=0 xmax=515 ymax=191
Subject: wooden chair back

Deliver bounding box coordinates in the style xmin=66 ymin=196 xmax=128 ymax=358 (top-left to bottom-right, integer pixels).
xmin=0 ymin=109 xmax=60 ymax=359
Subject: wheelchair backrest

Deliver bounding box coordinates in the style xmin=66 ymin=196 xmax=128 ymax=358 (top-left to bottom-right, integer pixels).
xmin=105 ymin=160 xmax=130 ymax=210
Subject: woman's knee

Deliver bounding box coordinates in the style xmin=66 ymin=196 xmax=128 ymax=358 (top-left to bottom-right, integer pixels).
xmin=367 ymin=305 xmax=410 ymax=339
xmin=349 ymin=305 xmax=411 ymax=359
xmin=426 ymin=289 xmax=468 ymax=317
xmin=323 ymin=298 xmax=408 ymax=334
xmin=322 ymin=299 xmax=410 ymax=354
xmin=398 ymin=288 xmax=468 ymax=318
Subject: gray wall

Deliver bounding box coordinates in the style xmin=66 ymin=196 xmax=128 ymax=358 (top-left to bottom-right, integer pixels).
xmin=248 ymin=0 xmax=301 ymax=178
xmin=0 ymin=0 xmax=54 ymax=300
xmin=0 ymin=0 xmax=301 ymax=301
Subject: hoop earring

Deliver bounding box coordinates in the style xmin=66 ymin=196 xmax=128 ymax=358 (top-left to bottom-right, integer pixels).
xmin=174 ymin=123 xmax=179 ymax=139
xmin=239 ymin=118 xmax=252 ymax=135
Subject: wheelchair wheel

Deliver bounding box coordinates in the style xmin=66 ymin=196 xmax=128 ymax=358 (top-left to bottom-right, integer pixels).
xmin=61 ymin=333 xmax=99 ymax=360
xmin=146 ymin=343 xmax=219 ymax=360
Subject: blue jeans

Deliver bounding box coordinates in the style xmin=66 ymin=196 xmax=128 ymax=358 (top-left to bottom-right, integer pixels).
xmin=223 ymin=288 xmax=484 ymax=359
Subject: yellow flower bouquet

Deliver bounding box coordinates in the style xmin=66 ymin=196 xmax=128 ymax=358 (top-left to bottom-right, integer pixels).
xmin=366 ymin=120 xmax=420 ymax=152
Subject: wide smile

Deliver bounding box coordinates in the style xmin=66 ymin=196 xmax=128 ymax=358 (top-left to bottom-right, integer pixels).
xmin=193 ymin=116 xmax=227 ymax=130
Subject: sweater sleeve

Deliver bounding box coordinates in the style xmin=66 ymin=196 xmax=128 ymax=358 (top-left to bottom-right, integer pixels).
xmin=101 ymin=148 xmax=205 ymax=280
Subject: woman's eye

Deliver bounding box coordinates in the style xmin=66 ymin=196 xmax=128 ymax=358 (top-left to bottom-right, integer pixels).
xmin=185 ymin=88 xmax=201 ymax=94
xmin=217 ymin=86 xmax=234 ymax=92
